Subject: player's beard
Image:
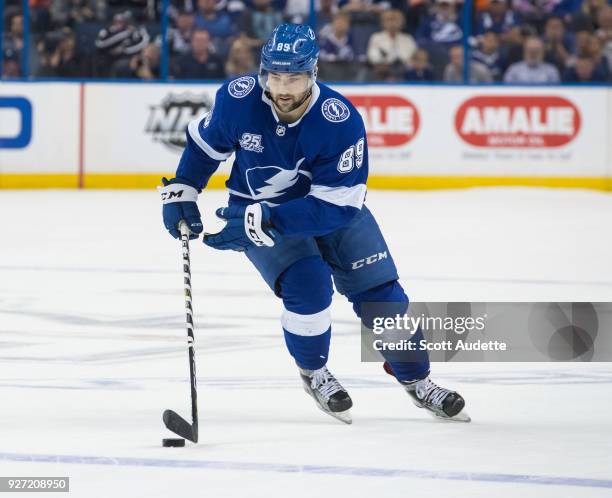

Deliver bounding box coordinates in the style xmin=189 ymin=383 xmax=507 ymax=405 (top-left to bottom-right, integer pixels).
xmin=271 ymin=88 xmax=311 ymax=114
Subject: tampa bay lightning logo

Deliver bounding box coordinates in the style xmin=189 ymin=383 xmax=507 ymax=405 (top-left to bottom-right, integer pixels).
xmin=246 ymin=158 xmax=306 ymax=200
xmin=228 ymin=76 xmax=256 ymax=98
xmin=321 ymin=98 xmax=350 ymax=123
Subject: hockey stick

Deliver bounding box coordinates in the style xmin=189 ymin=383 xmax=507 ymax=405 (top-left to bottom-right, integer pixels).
xmin=163 ymin=221 xmax=199 ymax=443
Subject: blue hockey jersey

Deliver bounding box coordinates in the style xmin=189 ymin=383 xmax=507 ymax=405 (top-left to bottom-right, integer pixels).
xmin=175 ymin=74 xmax=368 ymax=237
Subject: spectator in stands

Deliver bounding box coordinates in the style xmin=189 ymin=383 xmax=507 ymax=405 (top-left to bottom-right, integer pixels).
xmin=30 ymin=0 xmax=53 ymax=33
xmin=499 ymin=24 xmax=536 ymax=70
xmin=416 ymin=0 xmax=463 ymax=47
xmin=475 ymin=0 xmax=520 ymax=36
xmin=542 ymin=16 xmax=573 ymax=73
xmin=224 ymin=36 xmax=257 ymax=77
xmin=570 ymin=0 xmax=608 ymax=32
xmin=95 ymin=11 xmax=150 ymax=76
xmin=596 ymin=4 xmax=612 ymax=35
xmin=114 ymin=41 xmax=161 ymax=78
xmin=444 ymin=44 xmax=493 ymax=82
xmin=563 ymin=53 xmax=607 ymax=81
xmin=316 ymin=0 xmax=339 ymax=34
xmin=318 ymin=12 xmax=358 ymax=80
xmin=595 ymin=5 xmax=612 ymax=72
xmin=563 ymin=30 xmax=608 ymax=76
xmin=253 ymin=0 xmax=288 ymax=11
xmin=194 ymin=0 xmax=236 ymax=38
xmin=106 ymin=0 xmax=154 ymax=21
xmin=36 ymin=27 xmax=84 ymax=77
xmin=2 ymin=47 xmax=21 ymax=77
xmin=284 ymin=0 xmax=311 ymax=23
xmin=217 ymin=0 xmax=249 ymax=20
xmin=404 ymin=47 xmax=435 ymax=80
xmin=50 ymin=0 xmax=106 ymax=28
xmin=573 ymin=29 xmax=595 ymax=57
xmin=170 ymin=10 xmax=196 ymax=54
xmin=338 ymin=3 xmax=380 ymax=64
xmin=170 ymin=0 xmax=197 ymax=15
xmin=339 ymin=0 xmax=389 ymax=15
xmin=587 ymin=34 xmax=611 ymax=79
xmin=395 ymin=0 xmax=429 ymax=35
xmin=549 ymin=0 xmax=583 ymax=20
xmin=503 ymin=36 xmax=560 ymax=82
xmin=4 ymin=13 xmax=24 ymax=62
xmin=367 ymin=9 xmax=416 ymax=80
xmin=511 ymin=0 xmax=559 ymax=31
xmin=172 ymin=28 xmax=225 ymax=78
xmin=319 ymin=13 xmax=356 ymax=62
xmin=472 ymin=30 xmax=504 ymax=80
xmin=238 ymin=0 xmax=284 ymax=48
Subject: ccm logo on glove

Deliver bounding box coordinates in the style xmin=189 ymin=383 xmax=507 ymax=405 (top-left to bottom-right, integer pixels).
xmin=158 ymin=177 xmax=203 ymax=239
xmin=245 ymin=204 xmax=275 ymax=247
xmin=161 ymin=190 xmax=184 ymax=201
xmin=159 ymin=183 xmax=198 ymax=204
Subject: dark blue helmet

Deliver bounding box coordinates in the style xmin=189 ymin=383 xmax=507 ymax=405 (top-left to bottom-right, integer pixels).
xmin=259 ymin=23 xmax=319 ymax=88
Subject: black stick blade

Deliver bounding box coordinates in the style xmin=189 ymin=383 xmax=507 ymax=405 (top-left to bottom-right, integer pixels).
xmin=163 ymin=409 xmax=198 ymax=443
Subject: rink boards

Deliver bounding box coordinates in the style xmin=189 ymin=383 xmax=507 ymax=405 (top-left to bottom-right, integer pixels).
xmin=0 ymin=82 xmax=610 ymax=190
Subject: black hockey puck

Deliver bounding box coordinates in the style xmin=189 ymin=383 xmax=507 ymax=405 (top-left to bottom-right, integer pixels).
xmin=162 ymin=438 xmax=185 ymax=447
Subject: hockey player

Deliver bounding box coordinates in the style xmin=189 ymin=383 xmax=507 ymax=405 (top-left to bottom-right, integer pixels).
xmin=159 ymin=23 xmax=469 ymax=424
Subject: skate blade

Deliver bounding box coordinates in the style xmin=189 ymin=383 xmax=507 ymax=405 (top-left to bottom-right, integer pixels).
xmin=434 ymin=410 xmax=471 ymax=423
xmin=317 ymin=404 xmax=352 ymax=424
xmin=329 ymin=408 xmax=353 ymax=424
xmin=413 ymin=401 xmax=471 ymax=423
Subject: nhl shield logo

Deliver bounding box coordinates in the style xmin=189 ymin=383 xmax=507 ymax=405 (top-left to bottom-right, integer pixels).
xmin=228 ymin=76 xmax=256 ymax=98
xmin=145 ymin=92 xmax=212 ymax=151
xmin=321 ymin=98 xmax=350 ymax=123
xmin=276 ymin=125 xmax=286 ymax=136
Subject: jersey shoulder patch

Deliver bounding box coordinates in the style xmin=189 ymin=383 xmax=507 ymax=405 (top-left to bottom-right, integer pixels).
xmin=228 ymin=76 xmax=256 ymax=99
xmin=321 ymin=97 xmax=351 ymax=123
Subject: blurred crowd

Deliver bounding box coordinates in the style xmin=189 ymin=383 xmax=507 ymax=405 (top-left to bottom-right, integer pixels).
xmin=2 ymin=0 xmax=611 ymax=82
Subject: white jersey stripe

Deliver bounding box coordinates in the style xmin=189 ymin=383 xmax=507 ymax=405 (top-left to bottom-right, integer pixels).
xmin=188 ymin=118 xmax=233 ymax=161
xmin=308 ymin=184 xmax=366 ymax=209
xmin=227 ymin=188 xmax=253 ymax=199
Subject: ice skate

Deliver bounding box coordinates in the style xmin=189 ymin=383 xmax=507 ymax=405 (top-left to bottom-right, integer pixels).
xmin=384 ymin=362 xmax=471 ymax=422
xmin=299 ymin=366 xmax=353 ymax=424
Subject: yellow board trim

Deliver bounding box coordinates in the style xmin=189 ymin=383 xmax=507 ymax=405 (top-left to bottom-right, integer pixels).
xmin=0 ymin=174 xmax=80 ymax=189
xmin=366 ymin=175 xmax=612 ymax=191
xmin=83 ymin=174 xmax=229 ymax=189
xmin=0 ymin=173 xmax=610 ymax=191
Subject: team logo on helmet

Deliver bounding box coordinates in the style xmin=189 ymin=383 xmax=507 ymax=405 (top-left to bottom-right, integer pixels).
xmin=228 ymin=76 xmax=256 ymax=98
xmin=321 ymin=98 xmax=350 ymax=123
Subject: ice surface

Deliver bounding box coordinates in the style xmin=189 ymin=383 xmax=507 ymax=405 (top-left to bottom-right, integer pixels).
xmin=0 ymin=188 xmax=611 ymax=497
